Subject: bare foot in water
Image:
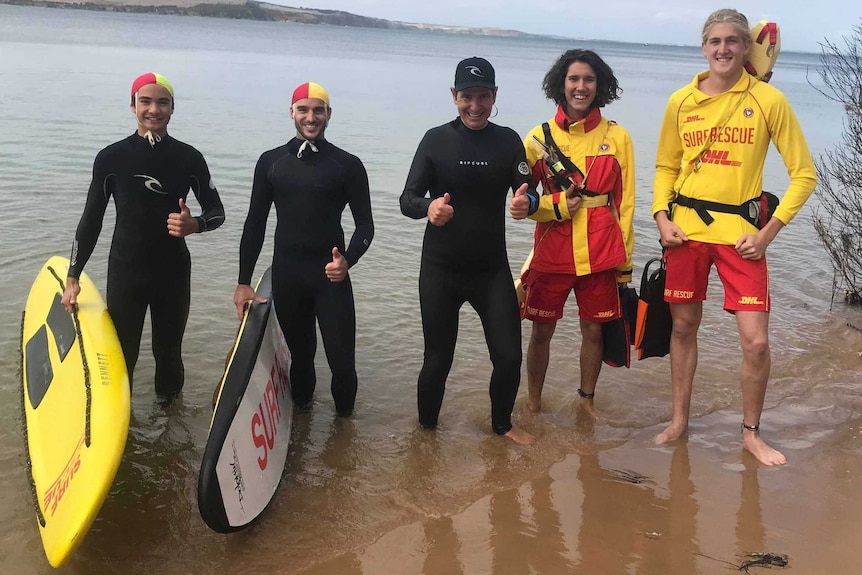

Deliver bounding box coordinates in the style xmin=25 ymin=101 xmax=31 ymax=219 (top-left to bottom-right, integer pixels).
xmin=742 ymin=430 xmax=787 ymax=466
xmin=525 ymin=395 xmax=542 ymax=414
xmin=575 ymin=396 xmax=602 ymax=420
xmin=504 ymin=426 xmax=535 ymax=445
xmin=655 ymin=421 xmax=688 ymax=444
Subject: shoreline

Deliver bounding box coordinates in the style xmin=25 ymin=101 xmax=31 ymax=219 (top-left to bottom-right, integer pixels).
xmin=1 ymin=1 xmax=823 ymax=55
xmin=0 ymin=0 xmax=548 ymax=38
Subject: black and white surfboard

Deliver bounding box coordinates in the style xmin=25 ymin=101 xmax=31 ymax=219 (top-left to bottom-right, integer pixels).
xmin=197 ymin=267 xmax=293 ymax=533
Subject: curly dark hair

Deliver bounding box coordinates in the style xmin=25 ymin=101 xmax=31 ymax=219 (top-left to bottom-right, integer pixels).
xmin=542 ymin=49 xmax=621 ymax=110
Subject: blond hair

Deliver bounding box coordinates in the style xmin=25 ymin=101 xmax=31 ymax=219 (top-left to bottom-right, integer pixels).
xmin=701 ymin=8 xmax=750 ymax=44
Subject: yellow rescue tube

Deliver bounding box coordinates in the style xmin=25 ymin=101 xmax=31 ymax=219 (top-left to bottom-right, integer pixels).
xmin=745 ymin=20 xmax=780 ymax=82
xmin=514 ymin=248 xmax=533 ymax=306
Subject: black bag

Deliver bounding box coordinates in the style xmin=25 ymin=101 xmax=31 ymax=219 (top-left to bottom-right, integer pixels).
xmin=601 ymin=286 xmax=638 ymax=368
xmin=634 ymin=257 xmax=672 ymax=360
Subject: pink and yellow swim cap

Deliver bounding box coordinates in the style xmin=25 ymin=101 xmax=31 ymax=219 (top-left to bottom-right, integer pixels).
xmin=291 ymin=82 xmax=330 ymax=107
xmin=130 ymin=72 xmax=175 ymax=102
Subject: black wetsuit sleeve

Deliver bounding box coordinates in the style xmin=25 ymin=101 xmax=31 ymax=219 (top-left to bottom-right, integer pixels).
xmin=399 ymin=131 xmax=435 ymax=219
xmin=238 ymin=153 xmax=274 ymax=285
xmin=508 ymin=133 xmax=540 ymax=215
xmin=343 ymin=157 xmax=374 ymax=267
xmin=68 ymin=152 xmax=113 ymax=279
xmin=189 ymin=151 xmax=225 ymax=233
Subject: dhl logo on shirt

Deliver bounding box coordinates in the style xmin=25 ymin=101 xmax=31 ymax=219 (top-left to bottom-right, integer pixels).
xmin=684 ymin=114 xmax=704 ymax=123
xmin=699 ymin=149 xmax=742 ymax=167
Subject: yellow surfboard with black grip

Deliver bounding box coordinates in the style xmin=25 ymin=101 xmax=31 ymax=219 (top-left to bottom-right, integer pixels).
xmin=20 ymin=256 xmax=130 ymax=567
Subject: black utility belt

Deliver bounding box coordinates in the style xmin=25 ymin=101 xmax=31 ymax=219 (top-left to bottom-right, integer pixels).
xmin=670 ymin=192 xmax=779 ymax=229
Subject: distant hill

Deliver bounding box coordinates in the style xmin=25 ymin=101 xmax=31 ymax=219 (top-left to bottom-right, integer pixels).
xmin=0 ymin=0 xmax=540 ymax=37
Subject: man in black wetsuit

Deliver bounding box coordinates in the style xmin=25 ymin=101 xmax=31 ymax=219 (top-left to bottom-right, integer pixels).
xmin=61 ymin=72 xmax=225 ymax=406
xmin=400 ymin=57 xmax=537 ymax=444
xmin=234 ymin=82 xmax=373 ymax=418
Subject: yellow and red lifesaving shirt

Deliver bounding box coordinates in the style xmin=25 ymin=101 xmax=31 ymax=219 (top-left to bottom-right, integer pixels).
xmin=524 ymin=106 xmax=635 ymax=282
xmin=652 ymin=71 xmax=817 ymax=244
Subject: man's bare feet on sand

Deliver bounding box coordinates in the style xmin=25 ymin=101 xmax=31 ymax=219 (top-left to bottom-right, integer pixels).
xmin=655 ymin=420 xmax=687 ymax=444
xmin=504 ymin=426 xmax=535 ymax=445
xmin=742 ymin=429 xmax=787 ymax=466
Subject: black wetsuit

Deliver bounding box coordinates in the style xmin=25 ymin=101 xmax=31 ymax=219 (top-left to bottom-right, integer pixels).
xmin=68 ymin=132 xmax=225 ymax=397
xmin=239 ymin=137 xmax=373 ymax=417
xmin=400 ymin=118 xmax=534 ymax=435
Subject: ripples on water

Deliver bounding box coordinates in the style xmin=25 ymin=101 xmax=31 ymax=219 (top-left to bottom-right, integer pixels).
xmin=2 ymin=5 xmax=862 ymax=574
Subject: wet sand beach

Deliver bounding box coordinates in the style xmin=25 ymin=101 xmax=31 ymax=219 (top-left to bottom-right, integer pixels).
xmin=299 ymin=409 xmax=862 ymax=575
xmin=5 ymin=369 xmax=862 ymax=574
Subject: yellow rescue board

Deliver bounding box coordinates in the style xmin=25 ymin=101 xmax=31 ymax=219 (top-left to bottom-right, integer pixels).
xmin=21 ymin=256 xmax=130 ymax=567
xmin=745 ymin=20 xmax=780 ymax=82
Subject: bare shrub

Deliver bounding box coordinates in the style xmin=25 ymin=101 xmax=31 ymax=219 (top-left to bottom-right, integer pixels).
xmin=809 ymin=21 xmax=862 ymax=306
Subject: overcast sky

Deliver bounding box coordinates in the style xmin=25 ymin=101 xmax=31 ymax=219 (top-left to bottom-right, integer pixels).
xmin=273 ymin=0 xmax=860 ymax=53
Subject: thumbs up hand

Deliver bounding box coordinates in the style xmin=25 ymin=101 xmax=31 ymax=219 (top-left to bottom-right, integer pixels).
xmin=325 ymin=247 xmax=348 ymax=282
xmin=509 ymin=184 xmax=530 ymax=220
xmin=167 ymin=198 xmax=198 ymax=237
xmin=428 ymin=192 xmax=454 ymax=226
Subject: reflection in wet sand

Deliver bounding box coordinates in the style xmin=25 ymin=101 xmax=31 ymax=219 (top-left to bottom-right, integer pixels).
xmin=659 ymin=442 xmax=698 ymax=574
xmin=736 ymin=463 xmax=765 ymax=559
xmin=422 ymin=517 xmax=464 ymax=575
xmin=571 ymin=416 xmax=683 ymax=573
xmin=525 ymin=474 xmax=574 ymax=572
xmin=308 ymin=414 xmax=862 ymax=575
xmin=488 ymin=484 xmax=529 ymax=575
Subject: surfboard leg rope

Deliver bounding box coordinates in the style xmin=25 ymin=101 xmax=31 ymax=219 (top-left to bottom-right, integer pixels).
xmin=47 ymin=266 xmax=92 ymax=447
xmin=20 ymin=309 xmax=47 ymax=528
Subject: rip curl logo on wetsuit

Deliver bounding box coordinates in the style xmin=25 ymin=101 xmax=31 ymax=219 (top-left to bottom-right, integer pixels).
xmin=518 ymin=161 xmax=529 ymax=175
xmin=459 ymin=160 xmax=489 ymax=166
xmin=134 ymin=174 xmax=167 ymax=195
xmin=465 ymin=65 xmax=485 ymax=78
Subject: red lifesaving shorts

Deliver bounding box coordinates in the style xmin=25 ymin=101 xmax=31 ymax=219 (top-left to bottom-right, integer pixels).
xmin=521 ymin=268 xmax=620 ymax=323
xmin=664 ymin=240 xmax=770 ymax=312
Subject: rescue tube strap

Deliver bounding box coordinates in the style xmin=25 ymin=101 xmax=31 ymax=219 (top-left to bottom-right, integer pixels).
xmin=671 ymin=79 xmax=757 ymax=200
xmin=540 ymin=122 xmax=616 ymax=209
xmin=670 ymin=192 xmax=779 ymax=229
xmin=541 ymin=121 xmax=612 ymax=195
xmin=542 ymin=122 xmax=587 ymax=183
xmin=551 ymin=192 xmax=563 ymax=220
